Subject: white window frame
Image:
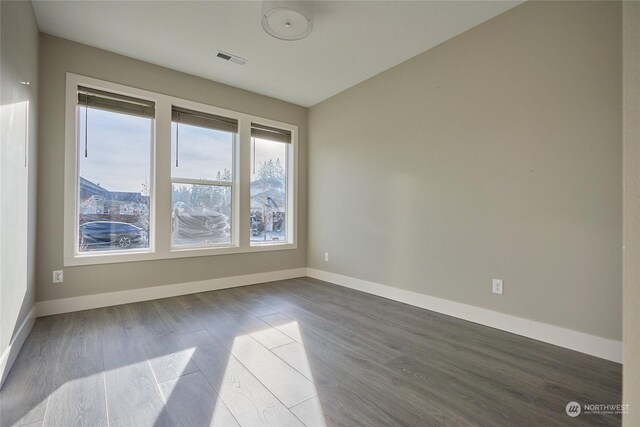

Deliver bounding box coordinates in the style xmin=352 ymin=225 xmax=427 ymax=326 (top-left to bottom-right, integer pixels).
xmin=170 ymin=104 xmax=239 ymax=250
xmin=64 ymin=73 xmax=298 ymax=266
xmin=249 ymin=127 xmax=295 ymax=247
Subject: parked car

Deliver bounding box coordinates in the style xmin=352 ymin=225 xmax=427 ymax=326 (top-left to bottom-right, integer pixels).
xmin=79 ymin=221 xmax=145 ymax=249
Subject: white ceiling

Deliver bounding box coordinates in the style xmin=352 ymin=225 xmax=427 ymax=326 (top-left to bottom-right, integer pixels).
xmin=32 ymin=1 xmax=523 ymax=107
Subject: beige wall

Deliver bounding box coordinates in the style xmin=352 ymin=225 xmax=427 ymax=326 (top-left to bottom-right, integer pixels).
xmin=623 ymin=0 xmax=640 ymax=424
xmin=308 ymin=1 xmax=622 ymax=340
xmin=0 ymin=0 xmax=39 ymax=365
xmin=36 ymin=35 xmax=307 ymax=302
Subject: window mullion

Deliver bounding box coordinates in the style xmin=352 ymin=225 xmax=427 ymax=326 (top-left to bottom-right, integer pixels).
xmin=154 ymin=97 xmax=173 ymax=257
xmin=238 ymin=118 xmax=251 ymax=249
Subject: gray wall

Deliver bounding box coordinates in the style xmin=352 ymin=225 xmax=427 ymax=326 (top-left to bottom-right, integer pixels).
xmin=0 ymin=0 xmax=39 ymax=361
xmin=36 ymin=35 xmax=307 ymax=302
xmin=623 ymin=0 xmax=640 ymax=424
xmin=307 ymin=1 xmax=622 ymax=340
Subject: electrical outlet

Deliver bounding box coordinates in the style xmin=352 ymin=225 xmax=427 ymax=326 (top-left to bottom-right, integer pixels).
xmin=324 ymin=252 xmax=329 ymax=262
xmin=492 ymin=279 xmax=503 ymax=295
xmin=53 ymin=270 xmax=64 ymax=283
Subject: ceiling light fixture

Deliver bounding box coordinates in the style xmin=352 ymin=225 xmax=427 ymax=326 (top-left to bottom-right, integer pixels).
xmin=261 ymin=0 xmax=313 ymax=41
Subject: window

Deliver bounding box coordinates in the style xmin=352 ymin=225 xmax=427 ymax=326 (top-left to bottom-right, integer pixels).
xmin=64 ymin=74 xmax=297 ymax=266
xmin=76 ymin=86 xmax=154 ymax=253
xmin=250 ymin=124 xmax=291 ymax=245
xmin=171 ymin=107 xmax=236 ymax=248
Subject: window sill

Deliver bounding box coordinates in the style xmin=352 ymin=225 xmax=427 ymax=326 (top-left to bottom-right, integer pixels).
xmin=63 ymin=243 xmax=298 ymax=267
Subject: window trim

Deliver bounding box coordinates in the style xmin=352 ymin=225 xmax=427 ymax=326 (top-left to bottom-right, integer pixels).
xmin=249 ymin=129 xmax=294 ymax=247
xmin=170 ymin=137 xmax=236 ymax=250
xmin=64 ymin=73 xmax=298 ymax=267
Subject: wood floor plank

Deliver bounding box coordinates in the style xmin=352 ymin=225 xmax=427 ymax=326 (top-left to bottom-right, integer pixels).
xmin=43 ymin=362 xmax=107 ymax=427
xmin=188 ymin=299 xmax=248 ymax=346
xmin=260 ymin=312 xmax=304 ymax=342
xmin=138 ymin=332 xmax=200 ymax=384
xmin=44 ymin=310 xmax=105 ymax=426
xmin=0 ymin=351 xmax=56 ymax=427
xmin=175 ymin=330 xmax=231 ymax=394
xmin=235 ymin=316 xmax=294 ymax=349
xmin=274 ymin=280 xmax=589 ymax=400
xmin=157 ymin=371 xmax=239 ymax=427
xmin=384 ymin=353 xmax=546 ymax=425
xmin=151 ymin=297 xmax=203 ymax=334
xmin=195 ymin=297 xmax=294 ymax=350
xmin=86 ymin=304 xmax=135 ymax=338
xmin=260 ymin=317 xmax=448 ymax=425
xmin=15 ymin=316 xmax=59 ymax=362
xmin=18 ymin=311 xmax=102 ymax=370
xmin=297 ymin=277 xmax=616 ymax=380
xmin=289 ymin=396 xmax=328 ymax=427
xmin=255 ymin=282 xmax=620 ymax=426
xmin=208 ymin=287 xmax=279 ymax=318
xmin=270 ymin=342 xmax=314 ymax=381
xmin=126 ymin=300 xmax=172 ymax=337
xmin=102 ymin=331 xmax=172 ymax=427
xmin=55 ymin=311 xmax=104 ymax=372
xmin=247 ymin=288 xmax=404 ymax=365
xmin=284 ymin=278 xmax=622 ymax=421
xmin=258 ymin=315 xmax=397 ymax=424
xmin=0 ymin=310 xmax=106 ymax=427
xmin=267 ymin=281 xmax=422 ymax=355
xmin=173 ymin=292 xmax=211 ymax=310
xmin=227 ymin=333 xmax=317 ymax=407
xmin=285 ymin=284 xmax=548 ymax=399
xmin=2 ymin=278 xmax=622 ymax=427
xmin=179 ymin=330 xmax=304 ymax=427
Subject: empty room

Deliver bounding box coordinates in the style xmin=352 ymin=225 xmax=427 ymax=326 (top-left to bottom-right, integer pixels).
xmin=1 ymin=0 xmax=639 ymax=425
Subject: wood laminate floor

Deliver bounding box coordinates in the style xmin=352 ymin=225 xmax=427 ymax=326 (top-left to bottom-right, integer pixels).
xmin=0 ymin=277 xmax=622 ymax=426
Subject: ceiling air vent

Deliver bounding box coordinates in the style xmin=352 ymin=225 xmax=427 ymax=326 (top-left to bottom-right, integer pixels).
xmin=216 ymin=51 xmax=247 ymax=65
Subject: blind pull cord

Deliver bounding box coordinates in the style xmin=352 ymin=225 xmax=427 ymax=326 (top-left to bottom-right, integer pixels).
xmin=175 ymin=120 xmax=179 ymax=167
xmin=84 ymin=90 xmax=88 ymax=158
xmin=24 ymin=102 xmax=28 ymax=167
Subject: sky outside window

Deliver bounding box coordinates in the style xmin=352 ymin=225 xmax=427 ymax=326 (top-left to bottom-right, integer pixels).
xmin=78 ymin=107 xmax=152 ymax=193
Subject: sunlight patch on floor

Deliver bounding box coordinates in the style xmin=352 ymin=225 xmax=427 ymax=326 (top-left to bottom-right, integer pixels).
xmin=221 ymin=320 xmax=327 ymax=426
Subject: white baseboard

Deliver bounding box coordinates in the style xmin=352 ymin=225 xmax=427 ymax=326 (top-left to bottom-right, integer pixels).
xmin=0 ymin=305 xmax=37 ymax=388
xmin=306 ymin=268 xmax=623 ymax=363
xmin=37 ymin=268 xmax=307 ymax=317
xmin=31 ymin=266 xmax=623 ymax=363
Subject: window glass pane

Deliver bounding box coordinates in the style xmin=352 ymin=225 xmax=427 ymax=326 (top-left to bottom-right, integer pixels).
xmin=172 ymin=183 xmax=231 ymax=247
xmin=250 ymin=137 xmax=287 ymax=244
xmin=171 ymin=122 xmax=233 ymax=181
xmin=78 ymin=107 xmax=151 ymax=253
